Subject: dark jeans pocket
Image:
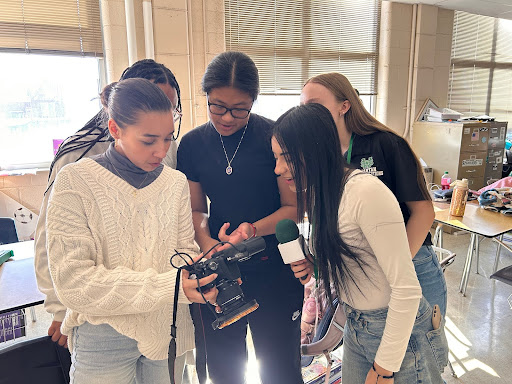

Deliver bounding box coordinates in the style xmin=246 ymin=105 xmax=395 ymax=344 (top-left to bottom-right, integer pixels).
xmin=426 ymin=326 xmax=449 ymax=373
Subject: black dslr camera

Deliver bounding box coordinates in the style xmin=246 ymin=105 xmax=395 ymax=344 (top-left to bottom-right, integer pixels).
xmin=185 ymin=236 xmax=266 ymax=330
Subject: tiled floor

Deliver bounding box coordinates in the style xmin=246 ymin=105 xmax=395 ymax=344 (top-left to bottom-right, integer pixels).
xmin=3 ymin=230 xmax=512 ymax=383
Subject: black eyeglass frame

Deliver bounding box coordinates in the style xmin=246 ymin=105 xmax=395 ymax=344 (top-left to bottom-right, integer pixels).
xmin=207 ymin=101 xmax=252 ymax=119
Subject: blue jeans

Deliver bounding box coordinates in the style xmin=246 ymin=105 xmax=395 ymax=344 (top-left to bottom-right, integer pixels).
xmin=70 ymin=322 xmax=170 ymax=384
xmin=413 ymin=245 xmax=448 ymax=317
xmin=342 ymin=297 xmax=448 ymax=384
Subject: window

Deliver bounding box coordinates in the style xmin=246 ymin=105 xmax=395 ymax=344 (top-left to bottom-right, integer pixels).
xmin=448 ymin=11 xmax=512 ymax=125
xmin=0 ymin=0 xmax=103 ymax=170
xmin=225 ymin=0 xmax=381 ymax=118
xmin=0 ymin=53 xmax=102 ymax=169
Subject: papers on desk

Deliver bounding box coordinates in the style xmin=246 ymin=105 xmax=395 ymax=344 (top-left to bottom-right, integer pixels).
xmin=427 ymin=107 xmax=462 ymax=122
xmin=460 ymin=114 xmax=495 ymax=122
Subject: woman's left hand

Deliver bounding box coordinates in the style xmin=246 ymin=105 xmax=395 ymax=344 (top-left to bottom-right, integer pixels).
xmin=181 ymin=254 xmax=220 ymax=309
xmin=218 ymin=222 xmax=254 ymax=245
xmin=290 ymin=259 xmax=314 ymax=284
xmin=365 ymin=362 xmax=394 ymax=384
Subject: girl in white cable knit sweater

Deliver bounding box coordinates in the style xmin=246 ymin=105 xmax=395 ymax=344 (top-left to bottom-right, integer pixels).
xmin=46 ymin=78 xmax=217 ymax=384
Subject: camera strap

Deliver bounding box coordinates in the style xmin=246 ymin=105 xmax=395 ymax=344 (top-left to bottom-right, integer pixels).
xmin=168 ymin=268 xmax=182 ymax=379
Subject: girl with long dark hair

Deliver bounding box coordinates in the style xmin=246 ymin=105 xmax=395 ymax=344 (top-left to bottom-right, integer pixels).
xmin=272 ymin=103 xmax=448 ymax=384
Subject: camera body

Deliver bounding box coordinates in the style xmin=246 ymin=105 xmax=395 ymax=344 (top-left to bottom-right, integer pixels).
xmin=185 ymin=236 xmax=266 ymax=329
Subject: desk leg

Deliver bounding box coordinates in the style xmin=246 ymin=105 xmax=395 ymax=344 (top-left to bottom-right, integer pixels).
xmin=459 ymin=233 xmax=476 ymax=296
xmin=493 ymin=234 xmax=504 ymax=275
xmin=475 ymin=235 xmax=480 ymax=275
xmin=433 ymin=224 xmax=444 ymax=248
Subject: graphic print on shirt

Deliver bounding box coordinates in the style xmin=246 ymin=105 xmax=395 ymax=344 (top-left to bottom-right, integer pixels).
xmin=360 ymin=156 xmax=383 ymax=177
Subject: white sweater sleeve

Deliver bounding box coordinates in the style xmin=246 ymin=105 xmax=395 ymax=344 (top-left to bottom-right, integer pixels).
xmin=349 ymin=176 xmax=422 ymax=372
xmin=46 ymin=167 xmax=180 ymax=316
xmin=176 ymin=175 xmax=199 ymax=304
xmin=34 ymin=161 xmax=67 ymax=321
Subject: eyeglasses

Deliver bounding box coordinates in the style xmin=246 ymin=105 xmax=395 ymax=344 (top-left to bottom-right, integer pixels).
xmin=208 ymin=102 xmax=251 ymax=119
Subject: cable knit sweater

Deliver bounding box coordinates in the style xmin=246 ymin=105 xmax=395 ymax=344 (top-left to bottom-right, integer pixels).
xmin=35 ymin=138 xmax=177 ymax=322
xmin=46 ymin=158 xmax=196 ymax=360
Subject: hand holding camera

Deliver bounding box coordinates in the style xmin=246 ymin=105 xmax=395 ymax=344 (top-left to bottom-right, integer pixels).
xmin=181 ymin=253 xmax=219 ymax=307
xmin=183 ymin=236 xmax=266 ymax=330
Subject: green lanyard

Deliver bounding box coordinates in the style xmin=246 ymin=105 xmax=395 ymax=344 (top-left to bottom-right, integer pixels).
xmin=346 ymin=133 xmax=355 ymax=164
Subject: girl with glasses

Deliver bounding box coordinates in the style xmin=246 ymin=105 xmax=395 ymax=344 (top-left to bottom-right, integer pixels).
xmin=177 ymin=51 xmax=304 ymax=384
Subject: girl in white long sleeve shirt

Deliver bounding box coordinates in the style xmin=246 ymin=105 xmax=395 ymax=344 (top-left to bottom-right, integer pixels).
xmin=272 ymin=103 xmax=448 ymax=384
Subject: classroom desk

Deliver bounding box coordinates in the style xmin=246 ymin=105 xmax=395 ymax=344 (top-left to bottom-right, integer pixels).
xmin=433 ymin=202 xmax=512 ymax=296
xmin=0 ymin=241 xmax=44 ymax=314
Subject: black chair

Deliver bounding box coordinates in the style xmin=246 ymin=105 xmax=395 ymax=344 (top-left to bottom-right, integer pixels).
xmin=0 ymin=217 xmax=18 ymax=245
xmin=0 ymin=335 xmax=71 ymax=384
xmin=490 ymin=265 xmax=512 ymax=308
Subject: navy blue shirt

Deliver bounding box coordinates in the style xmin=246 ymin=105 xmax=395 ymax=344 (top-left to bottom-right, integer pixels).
xmin=347 ymin=130 xmax=432 ymax=246
xmin=177 ymin=114 xmax=282 ymax=269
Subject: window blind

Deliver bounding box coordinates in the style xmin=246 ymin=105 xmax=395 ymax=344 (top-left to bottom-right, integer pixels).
xmin=0 ymin=0 xmax=103 ymax=56
xmin=448 ymin=11 xmax=512 ymax=122
xmin=225 ymin=0 xmax=381 ymax=95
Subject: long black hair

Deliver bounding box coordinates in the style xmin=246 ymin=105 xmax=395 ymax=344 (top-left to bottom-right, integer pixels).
xmin=273 ymin=103 xmax=370 ymax=302
xmin=202 ymin=51 xmax=259 ymax=100
xmin=47 ymin=59 xmax=181 ymax=187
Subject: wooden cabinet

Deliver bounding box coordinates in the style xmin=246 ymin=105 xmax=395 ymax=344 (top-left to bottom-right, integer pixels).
xmin=412 ymin=121 xmax=507 ymax=190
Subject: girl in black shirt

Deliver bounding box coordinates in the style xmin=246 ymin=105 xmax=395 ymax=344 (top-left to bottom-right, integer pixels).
xmin=177 ymin=52 xmax=304 ymax=384
xmin=298 ymin=73 xmax=447 ymax=319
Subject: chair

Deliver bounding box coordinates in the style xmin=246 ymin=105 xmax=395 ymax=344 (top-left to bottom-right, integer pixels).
xmin=0 ymin=335 xmax=71 ymax=384
xmin=0 ymin=217 xmax=18 ymax=245
xmin=490 ymin=265 xmax=512 ymax=308
xmin=301 ymin=298 xmax=344 ymax=368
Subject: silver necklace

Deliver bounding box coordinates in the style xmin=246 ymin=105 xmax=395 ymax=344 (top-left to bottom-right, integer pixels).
xmin=219 ymin=124 xmax=248 ymax=175
xmin=109 ymin=159 xmax=150 ymax=197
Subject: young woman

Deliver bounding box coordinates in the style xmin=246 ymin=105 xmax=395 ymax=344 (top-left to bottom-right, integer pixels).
xmin=273 ymin=103 xmax=448 ymax=384
xmin=46 ymin=78 xmax=215 ymax=384
xmin=177 ymin=51 xmax=304 ymax=384
xmin=300 ymin=73 xmax=447 ymax=317
xmin=35 ymin=59 xmax=188 ymax=351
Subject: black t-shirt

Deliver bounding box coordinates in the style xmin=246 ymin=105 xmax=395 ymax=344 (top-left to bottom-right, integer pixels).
xmin=347 ymin=130 xmax=432 ymax=246
xmin=177 ymin=114 xmax=282 ymax=269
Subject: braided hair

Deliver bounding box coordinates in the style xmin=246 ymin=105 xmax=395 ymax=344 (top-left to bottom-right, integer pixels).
xmin=47 ymin=59 xmax=181 ymax=187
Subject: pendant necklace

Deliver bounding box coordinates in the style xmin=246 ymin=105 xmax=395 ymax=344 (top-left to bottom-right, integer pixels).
xmin=219 ymin=123 xmax=248 ymax=175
